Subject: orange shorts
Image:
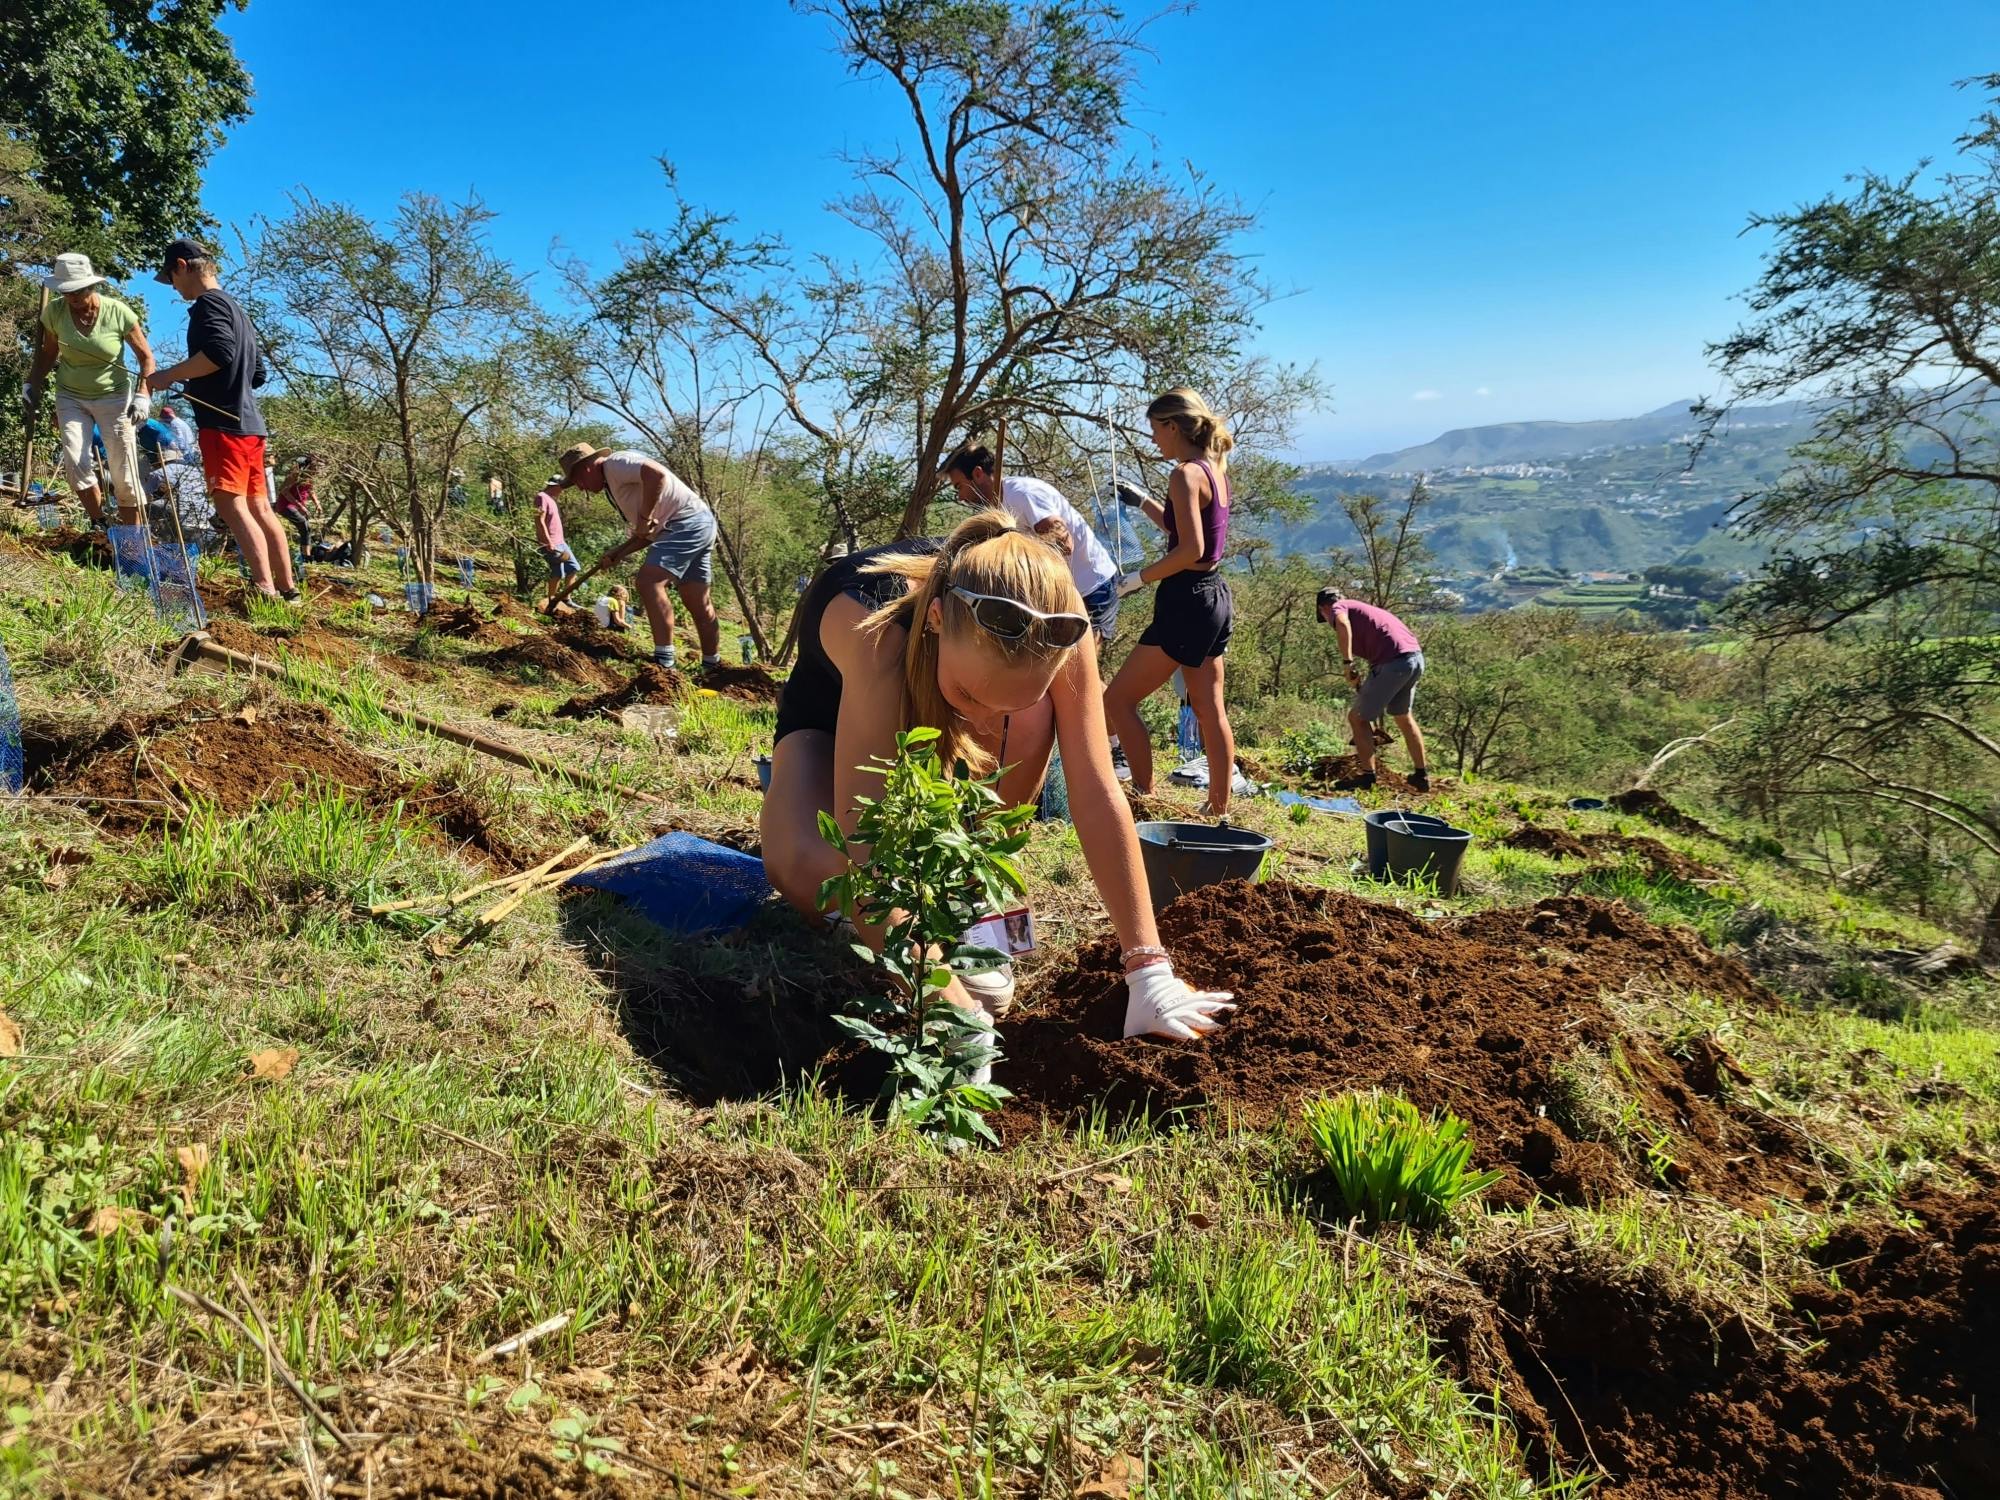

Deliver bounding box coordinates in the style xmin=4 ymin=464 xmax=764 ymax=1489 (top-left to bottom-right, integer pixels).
xmin=196 ymin=429 xmax=269 ymax=500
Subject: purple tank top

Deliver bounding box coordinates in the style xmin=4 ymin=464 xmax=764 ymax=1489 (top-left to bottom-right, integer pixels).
xmin=1162 ymin=459 xmax=1230 ymax=569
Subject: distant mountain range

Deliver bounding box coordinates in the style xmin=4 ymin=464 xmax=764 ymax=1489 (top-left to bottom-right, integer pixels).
xmin=1283 ymin=399 xmax=1822 ymax=581
xmin=1327 ymin=399 xmax=1813 ymax=474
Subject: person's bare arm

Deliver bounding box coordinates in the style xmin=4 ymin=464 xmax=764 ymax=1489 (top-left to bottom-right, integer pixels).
xmin=125 ymin=322 xmax=156 ymax=381
xmin=1051 ymin=641 xmax=1160 ymax=956
xmin=1033 ymin=516 xmax=1074 ymax=555
xmin=1137 ymin=465 xmax=1207 ymax=583
xmin=147 ymin=351 xmax=219 ymax=391
xmin=28 ymin=327 xmax=57 ymax=385
xmin=1332 ymin=610 xmax=1362 ymax=688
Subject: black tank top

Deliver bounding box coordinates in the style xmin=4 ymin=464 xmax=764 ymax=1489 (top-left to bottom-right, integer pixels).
xmin=776 ymin=537 xmax=943 ymax=742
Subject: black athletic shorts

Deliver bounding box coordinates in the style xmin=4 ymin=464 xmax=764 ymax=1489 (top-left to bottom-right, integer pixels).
xmin=1136 ymin=569 xmax=1232 ymax=668
xmin=773 ymin=538 xmax=943 ymax=745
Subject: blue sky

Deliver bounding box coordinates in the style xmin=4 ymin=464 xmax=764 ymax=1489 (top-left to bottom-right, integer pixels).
xmin=200 ymin=1 xmax=2000 ymax=460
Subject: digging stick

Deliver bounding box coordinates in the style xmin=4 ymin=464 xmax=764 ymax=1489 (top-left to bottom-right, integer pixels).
xmin=18 ymin=285 xmax=48 ymax=499
xmin=543 ymin=545 xmax=621 ymax=613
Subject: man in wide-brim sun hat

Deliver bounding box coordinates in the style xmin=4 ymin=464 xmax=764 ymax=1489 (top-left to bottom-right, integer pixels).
xmin=23 ymin=252 xmax=157 ymax=527
xmin=553 ymin=439 xmax=722 ymax=672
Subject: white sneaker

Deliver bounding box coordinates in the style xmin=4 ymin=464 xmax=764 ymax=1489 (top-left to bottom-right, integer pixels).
xmin=960 ymin=962 xmax=1015 ymax=1020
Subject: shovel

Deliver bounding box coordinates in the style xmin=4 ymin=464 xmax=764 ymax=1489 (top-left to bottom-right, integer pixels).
xmin=542 ymin=547 xmax=620 ymax=613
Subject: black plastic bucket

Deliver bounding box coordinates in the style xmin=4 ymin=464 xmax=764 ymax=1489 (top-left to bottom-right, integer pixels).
xmin=1382 ymin=814 xmax=1472 ymax=896
xmin=1363 ymin=809 xmax=1451 ymax=879
xmin=1135 ymin=821 xmax=1274 ymax=911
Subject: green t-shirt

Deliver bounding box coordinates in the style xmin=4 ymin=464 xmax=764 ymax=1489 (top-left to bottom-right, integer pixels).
xmin=40 ymin=295 xmax=141 ymax=399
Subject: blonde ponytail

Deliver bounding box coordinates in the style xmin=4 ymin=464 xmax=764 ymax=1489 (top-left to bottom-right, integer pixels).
xmin=1146 ymin=386 xmax=1235 ymax=457
xmin=861 ymin=508 xmax=1084 ymax=773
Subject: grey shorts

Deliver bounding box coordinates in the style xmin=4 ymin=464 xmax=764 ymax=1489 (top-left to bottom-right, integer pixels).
xmin=1356 ymin=650 xmax=1424 ymax=718
xmin=641 ymin=503 xmax=716 ymax=583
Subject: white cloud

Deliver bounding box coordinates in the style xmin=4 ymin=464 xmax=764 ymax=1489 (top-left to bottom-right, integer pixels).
xmin=1474 ymin=386 xmax=1492 ymax=397
xmin=1411 ymin=389 xmax=1442 ymax=401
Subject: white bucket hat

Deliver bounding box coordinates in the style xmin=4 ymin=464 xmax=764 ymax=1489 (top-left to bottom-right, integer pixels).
xmin=43 ymin=253 xmax=107 ymax=293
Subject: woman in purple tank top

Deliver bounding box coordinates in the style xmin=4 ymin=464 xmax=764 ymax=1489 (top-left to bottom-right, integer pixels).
xmin=1103 ymin=387 xmax=1241 ymax=816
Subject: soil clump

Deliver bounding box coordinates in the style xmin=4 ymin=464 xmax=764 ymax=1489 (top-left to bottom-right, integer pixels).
xmin=200 ymin=615 xmax=359 ymax=667
xmin=1433 ymin=1184 xmax=1999 ymax=1497
xmin=695 ymin=661 xmax=783 ymax=703
xmin=1609 ymin=787 xmax=1714 ymax=837
xmin=421 ymin=598 xmax=513 ymax=645
xmin=1306 ymin=753 xmax=1429 ymax=795
xmin=1503 ymin=825 xmax=1718 ymax=882
xmin=24 ymin=701 xmax=385 ymax=831
xmin=23 ymin=524 xmax=111 ymax=568
xmin=471 ymin=634 xmax=623 ymax=689
xmin=1003 ymin=881 xmax=1794 ymax=1206
xmin=545 ymin=611 xmax=637 ymax=663
xmin=554 ymin=664 xmax=688 ymax=720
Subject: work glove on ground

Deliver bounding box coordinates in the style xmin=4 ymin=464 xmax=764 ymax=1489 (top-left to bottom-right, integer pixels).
xmin=1123 ymin=962 xmax=1235 ymax=1041
xmin=1116 ymin=570 xmax=1148 ymax=599
xmin=1114 ymin=478 xmax=1152 ymax=510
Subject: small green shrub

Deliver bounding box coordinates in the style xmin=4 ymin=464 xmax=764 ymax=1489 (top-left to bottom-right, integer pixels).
xmin=1277 ymin=720 xmax=1348 ymax=775
xmin=819 ymin=727 xmax=1033 ymax=1146
xmin=1301 ymin=1092 xmax=1502 ymax=1228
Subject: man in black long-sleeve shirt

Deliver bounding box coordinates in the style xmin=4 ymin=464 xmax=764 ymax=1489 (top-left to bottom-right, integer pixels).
xmin=145 ymin=238 xmax=297 ymax=600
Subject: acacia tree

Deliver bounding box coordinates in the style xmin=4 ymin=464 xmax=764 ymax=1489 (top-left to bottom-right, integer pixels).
xmin=1698 ymin=79 xmax=2000 ymax=955
xmin=246 ymin=192 xmax=529 ymax=585
xmin=623 ymin=1 xmax=1276 ymax=539
xmin=1323 ymin=477 xmax=1441 ymax=614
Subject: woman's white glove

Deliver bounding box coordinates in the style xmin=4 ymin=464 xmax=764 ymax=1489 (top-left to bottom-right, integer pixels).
xmin=126 ymin=387 xmax=152 ymax=424
xmin=1123 ymin=962 xmax=1235 ymax=1040
xmin=1116 ymin=571 xmax=1148 ymax=599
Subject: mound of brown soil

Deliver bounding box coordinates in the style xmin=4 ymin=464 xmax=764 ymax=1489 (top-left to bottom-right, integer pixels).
xmin=1443 ymin=1184 xmax=1999 ymax=1497
xmin=489 ymin=594 xmax=540 ymax=623
xmin=545 ymin=611 xmax=637 ymax=662
xmin=695 ymin=662 xmax=782 ymax=704
xmin=422 ymin=599 xmax=512 ymax=645
xmin=396 ymin=781 xmax=536 ymax=871
xmin=1306 ymin=753 xmax=1432 ymax=795
xmin=1503 ymin=825 xmax=1719 ymax=883
xmin=201 ymin=616 xmax=359 ymax=667
xmin=1002 ymin=881 xmax=1794 ymax=1206
xmin=470 ymin=635 xmax=622 ymax=688
xmin=23 ymin=524 xmax=110 ymax=567
xmin=1503 ymin=824 xmax=1591 ymax=859
xmin=26 ymin=702 xmax=385 ymax=831
xmin=554 ymin=664 xmax=686 ymax=720
xmin=1610 ymin=787 xmax=1714 ymax=837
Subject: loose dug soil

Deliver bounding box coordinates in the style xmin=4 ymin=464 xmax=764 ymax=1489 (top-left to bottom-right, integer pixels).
xmin=1306 ymin=753 xmax=1433 ymax=796
xmin=1002 ymin=881 xmax=1800 ymax=1207
xmin=1609 ymin=786 xmax=1715 ymax=837
xmin=554 ymin=663 xmax=687 ymax=720
xmin=24 ymin=701 xmax=386 ymax=831
xmin=1503 ymin=825 xmax=1719 ymax=883
xmin=200 ymin=615 xmax=359 ymax=667
xmin=695 ymin=661 xmax=783 ymax=703
xmin=1434 ymin=1183 xmax=1999 ymax=1497
xmin=545 ymin=610 xmax=638 ymax=663
xmin=397 ymin=779 xmax=538 ymax=871
xmin=421 ymin=598 xmax=513 ymax=645
xmin=22 ymin=523 xmax=111 ymax=568
xmin=470 ymin=634 xmax=624 ymax=689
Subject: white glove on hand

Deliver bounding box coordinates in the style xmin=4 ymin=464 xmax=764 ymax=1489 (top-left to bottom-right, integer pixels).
xmin=1116 ymin=571 xmax=1148 ymax=599
xmin=127 ymin=387 xmax=152 ymax=424
xmin=1114 ymin=478 xmax=1152 ymax=510
xmin=1123 ymin=963 xmax=1235 ymax=1040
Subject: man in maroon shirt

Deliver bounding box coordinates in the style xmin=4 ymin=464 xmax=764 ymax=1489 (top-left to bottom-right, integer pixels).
xmin=1318 ymin=591 xmax=1431 ymax=792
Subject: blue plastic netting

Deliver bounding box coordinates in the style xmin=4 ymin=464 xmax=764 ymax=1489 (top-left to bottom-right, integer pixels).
xmin=566 ymin=832 xmax=769 ymax=934
xmin=404 ymin=582 xmax=435 ymax=615
xmin=149 ymin=542 xmax=207 ymax=632
xmin=35 ymin=504 xmax=59 ymax=530
xmin=106 ymin=524 xmax=156 ymax=593
xmin=458 ymin=556 xmax=476 ymax=587
xmin=0 ymin=633 xmax=20 ymax=794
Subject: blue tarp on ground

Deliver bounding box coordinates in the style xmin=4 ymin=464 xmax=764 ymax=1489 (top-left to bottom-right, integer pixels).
xmin=565 ymin=832 xmax=770 ymax=934
xmin=1271 ymin=789 xmax=1364 ymax=816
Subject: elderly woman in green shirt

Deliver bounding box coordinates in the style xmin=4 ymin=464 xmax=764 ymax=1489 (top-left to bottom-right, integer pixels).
xmin=24 ymin=253 xmax=156 ymax=526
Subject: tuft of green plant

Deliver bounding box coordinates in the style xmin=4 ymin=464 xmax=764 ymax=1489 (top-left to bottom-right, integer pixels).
xmin=1301 ymin=1092 xmax=1503 ymax=1228
xmin=1277 ymin=720 xmax=1347 ymax=776
xmin=819 ymin=727 xmax=1033 ymax=1146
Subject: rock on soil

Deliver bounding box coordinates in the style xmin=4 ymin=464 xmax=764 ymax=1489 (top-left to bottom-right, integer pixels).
xmin=554 ymin=664 xmax=687 ymax=719
xmin=1438 ymin=1183 xmax=1999 ymax=1497
xmin=1003 ymin=881 xmax=1799 ymax=1206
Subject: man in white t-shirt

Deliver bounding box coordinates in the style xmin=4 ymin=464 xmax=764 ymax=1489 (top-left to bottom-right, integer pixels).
xmin=943 ymin=445 xmax=1121 ymax=640
xmin=554 ymin=441 xmax=721 ymax=670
